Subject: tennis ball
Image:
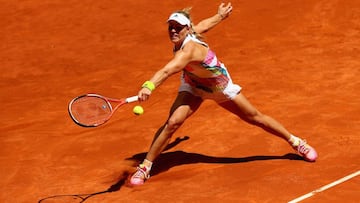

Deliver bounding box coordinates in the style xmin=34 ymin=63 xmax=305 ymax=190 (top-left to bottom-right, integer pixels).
xmin=133 ymin=105 xmax=144 ymax=115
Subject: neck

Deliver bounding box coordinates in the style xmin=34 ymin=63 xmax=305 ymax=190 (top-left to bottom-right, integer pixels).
xmin=173 ymin=34 xmax=191 ymax=51
xmin=173 ymin=40 xmax=184 ymax=51
xmin=174 ymin=44 xmax=182 ymax=51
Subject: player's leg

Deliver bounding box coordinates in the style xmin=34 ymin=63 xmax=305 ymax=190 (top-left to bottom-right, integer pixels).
xmin=219 ymin=92 xmax=318 ymax=162
xmin=130 ymin=91 xmax=203 ymax=185
xmin=147 ymin=91 xmax=203 ymax=155
xmin=220 ymin=92 xmax=291 ymax=139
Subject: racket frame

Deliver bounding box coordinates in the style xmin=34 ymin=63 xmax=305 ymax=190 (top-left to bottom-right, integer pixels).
xmin=68 ymin=93 xmax=138 ymax=127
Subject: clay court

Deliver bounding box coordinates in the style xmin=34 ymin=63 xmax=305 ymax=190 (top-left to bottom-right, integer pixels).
xmin=1 ymin=0 xmax=359 ymax=202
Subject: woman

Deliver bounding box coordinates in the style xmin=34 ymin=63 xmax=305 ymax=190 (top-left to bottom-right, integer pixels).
xmin=129 ymin=3 xmax=318 ymax=186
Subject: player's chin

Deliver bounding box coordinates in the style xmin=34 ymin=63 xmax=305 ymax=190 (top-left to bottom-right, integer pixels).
xmin=169 ymin=35 xmax=179 ymax=42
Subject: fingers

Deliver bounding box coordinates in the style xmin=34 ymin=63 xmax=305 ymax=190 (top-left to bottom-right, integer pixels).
xmin=138 ymin=88 xmax=152 ymax=101
xmin=218 ymin=2 xmax=233 ymax=19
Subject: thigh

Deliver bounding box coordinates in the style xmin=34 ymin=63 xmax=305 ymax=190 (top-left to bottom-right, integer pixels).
xmin=168 ymin=91 xmax=203 ymax=121
xmin=218 ymin=92 xmax=260 ymax=119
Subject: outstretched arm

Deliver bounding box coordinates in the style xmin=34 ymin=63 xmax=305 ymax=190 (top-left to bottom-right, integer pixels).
xmin=137 ymin=44 xmax=196 ymax=101
xmin=193 ymin=2 xmax=233 ymax=34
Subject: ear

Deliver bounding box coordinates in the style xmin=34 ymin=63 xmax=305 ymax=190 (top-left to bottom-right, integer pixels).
xmin=185 ymin=26 xmax=192 ymax=33
xmin=187 ymin=26 xmax=194 ymax=35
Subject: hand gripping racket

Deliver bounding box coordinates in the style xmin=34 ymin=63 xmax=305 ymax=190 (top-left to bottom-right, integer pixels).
xmin=68 ymin=93 xmax=138 ymax=127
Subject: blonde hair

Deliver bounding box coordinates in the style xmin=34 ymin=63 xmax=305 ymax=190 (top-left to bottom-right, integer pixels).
xmin=174 ymin=7 xmax=204 ymax=40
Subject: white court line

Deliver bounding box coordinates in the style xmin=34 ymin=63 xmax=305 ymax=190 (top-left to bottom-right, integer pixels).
xmin=288 ymin=170 xmax=360 ymax=203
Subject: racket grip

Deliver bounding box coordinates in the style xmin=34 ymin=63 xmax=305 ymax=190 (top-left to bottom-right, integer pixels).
xmin=126 ymin=96 xmax=139 ymax=103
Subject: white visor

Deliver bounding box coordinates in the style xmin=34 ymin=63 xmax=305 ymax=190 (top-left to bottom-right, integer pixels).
xmin=167 ymin=13 xmax=190 ymax=26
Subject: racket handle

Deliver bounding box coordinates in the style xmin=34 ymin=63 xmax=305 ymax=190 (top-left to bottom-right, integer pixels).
xmin=126 ymin=96 xmax=139 ymax=103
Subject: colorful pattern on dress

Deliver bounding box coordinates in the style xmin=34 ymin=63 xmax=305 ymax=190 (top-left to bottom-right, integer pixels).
xmin=183 ymin=49 xmax=229 ymax=92
xmin=183 ymin=71 xmax=229 ymax=93
xmin=202 ymin=50 xmax=228 ymax=76
xmin=178 ymin=34 xmax=230 ymax=93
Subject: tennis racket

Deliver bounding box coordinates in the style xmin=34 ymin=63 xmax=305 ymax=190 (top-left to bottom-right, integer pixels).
xmin=68 ymin=93 xmax=139 ymax=127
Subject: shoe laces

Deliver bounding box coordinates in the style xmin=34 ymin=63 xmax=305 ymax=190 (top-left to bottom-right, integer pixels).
xmin=133 ymin=165 xmax=150 ymax=180
xmin=296 ymin=140 xmax=310 ymax=154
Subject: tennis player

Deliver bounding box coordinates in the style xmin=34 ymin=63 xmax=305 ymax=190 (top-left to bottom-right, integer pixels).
xmin=130 ymin=2 xmax=318 ymax=186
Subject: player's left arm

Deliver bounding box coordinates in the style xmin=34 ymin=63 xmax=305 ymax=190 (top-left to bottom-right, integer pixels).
xmin=193 ymin=2 xmax=233 ymax=34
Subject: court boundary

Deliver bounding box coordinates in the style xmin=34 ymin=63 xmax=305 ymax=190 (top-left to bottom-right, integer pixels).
xmin=288 ymin=170 xmax=360 ymax=203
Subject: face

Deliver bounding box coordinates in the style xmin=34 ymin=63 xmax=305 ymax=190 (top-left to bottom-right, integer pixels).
xmin=168 ymin=20 xmax=189 ymax=44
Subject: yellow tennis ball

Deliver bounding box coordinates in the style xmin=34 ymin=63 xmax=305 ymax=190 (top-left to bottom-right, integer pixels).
xmin=133 ymin=105 xmax=144 ymax=115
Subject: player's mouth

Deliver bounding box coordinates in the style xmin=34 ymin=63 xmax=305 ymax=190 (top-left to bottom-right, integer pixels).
xmin=169 ymin=33 xmax=180 ymax=41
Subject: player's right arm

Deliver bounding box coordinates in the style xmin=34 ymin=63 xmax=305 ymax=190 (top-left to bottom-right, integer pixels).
xmin=137 ymin=43 xmax=196 ymax=101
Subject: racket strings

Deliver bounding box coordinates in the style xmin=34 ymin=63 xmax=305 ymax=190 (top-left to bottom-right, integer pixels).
xmin=70 ymin=96 xmax=112 ymax=126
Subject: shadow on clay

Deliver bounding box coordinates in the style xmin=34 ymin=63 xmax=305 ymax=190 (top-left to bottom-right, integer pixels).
xmin=126 ymin=135 xmax=303 ymax=177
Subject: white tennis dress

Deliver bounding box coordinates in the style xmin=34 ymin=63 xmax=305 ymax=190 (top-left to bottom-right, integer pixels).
xmin=178 ymin=34 xmax=242 ymax=102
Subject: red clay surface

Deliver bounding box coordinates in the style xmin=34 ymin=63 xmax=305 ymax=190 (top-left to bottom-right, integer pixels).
xmin=1 ymin=0 xmax=359 ymax=202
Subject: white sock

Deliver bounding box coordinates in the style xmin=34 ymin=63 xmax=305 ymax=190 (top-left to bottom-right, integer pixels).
xmin=142 ymin=159 xmax=153 ymax=171
xmin=288 ymin=134 xmax=301 ymax=146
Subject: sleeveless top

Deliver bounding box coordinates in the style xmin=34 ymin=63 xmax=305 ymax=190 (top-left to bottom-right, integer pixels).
xmin=177 ymin=34 xmax=230 ymax=93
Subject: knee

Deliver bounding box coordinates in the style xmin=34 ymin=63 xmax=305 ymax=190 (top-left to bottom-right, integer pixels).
xmin=166 ymin=116 xmax=185 ymax=132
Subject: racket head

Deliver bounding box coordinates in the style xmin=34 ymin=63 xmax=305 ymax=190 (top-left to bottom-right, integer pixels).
xmin=68 ymin=94 xmax=123 ymax=127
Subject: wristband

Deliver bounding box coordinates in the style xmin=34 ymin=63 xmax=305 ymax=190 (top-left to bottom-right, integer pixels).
xmin=142 ymin=81 xmax=155 ymax=91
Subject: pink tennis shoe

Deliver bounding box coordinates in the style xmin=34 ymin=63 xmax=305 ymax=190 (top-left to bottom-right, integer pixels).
xmin=129 ymin=165 xmax=150 ymax=186
xmin=293 ymin=140 xmax=318 ymax=162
